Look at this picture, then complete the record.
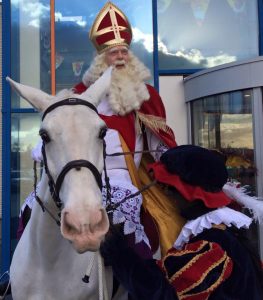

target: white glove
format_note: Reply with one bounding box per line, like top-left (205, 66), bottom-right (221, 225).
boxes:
top-left (31, 139), bottom-right (43, 162)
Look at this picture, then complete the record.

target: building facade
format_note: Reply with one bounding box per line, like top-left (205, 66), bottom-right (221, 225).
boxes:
top-left (1, 0), bottom-right (263, 273)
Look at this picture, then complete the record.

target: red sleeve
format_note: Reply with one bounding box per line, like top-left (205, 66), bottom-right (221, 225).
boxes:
top-left (139, 85), bottom-right (177, 148)
top-left (140, 85), bottom-right (167, 118)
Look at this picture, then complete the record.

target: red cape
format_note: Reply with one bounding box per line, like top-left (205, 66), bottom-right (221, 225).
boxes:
top-left (73, 82), bottom-right (177, 151)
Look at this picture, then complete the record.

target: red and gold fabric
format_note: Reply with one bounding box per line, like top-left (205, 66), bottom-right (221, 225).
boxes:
top-left (157, 240), bottom-right (233, 300)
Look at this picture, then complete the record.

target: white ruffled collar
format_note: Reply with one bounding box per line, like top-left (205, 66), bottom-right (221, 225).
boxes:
top-left (174, 207), bottom-right (252, 250)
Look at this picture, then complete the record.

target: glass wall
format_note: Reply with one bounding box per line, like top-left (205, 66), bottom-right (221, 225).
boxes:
top-left (158, 0), bottom-right (259, 70)
top-left (191, 89), bottom-right (255, 192)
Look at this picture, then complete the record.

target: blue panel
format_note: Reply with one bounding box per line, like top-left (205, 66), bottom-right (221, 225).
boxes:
top-left (1, 0), bottom-right (11, 273)
top-left (159, 69), bottom-right (203, 76)
top-left (12, 108), bottom-right (37, 114)
top-left (259, 0), bottom-right (263, 55)
top-left (152, 0), bottom-right (159, 90)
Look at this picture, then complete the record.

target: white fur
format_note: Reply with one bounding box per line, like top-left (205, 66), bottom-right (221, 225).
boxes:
top-left (223, 182), bottom-right (263, 223)
top-left (6, 68), bottom-right (127, 299)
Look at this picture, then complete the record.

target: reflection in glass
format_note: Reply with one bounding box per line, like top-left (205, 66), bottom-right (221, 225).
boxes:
top-left (55, 0), bottom-right (153, 91)
top-left (191, 89), bottom-right (255, 191)
top-left (158, 0), bottom-right (258, 70)
top-left (11, 113), bottom-right (41, 255)
top-left (11, 0), bottom-right (51, 108)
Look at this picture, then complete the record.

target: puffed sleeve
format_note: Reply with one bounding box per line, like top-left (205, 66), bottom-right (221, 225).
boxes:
top-left (157, 240), bottom-right (233, 300)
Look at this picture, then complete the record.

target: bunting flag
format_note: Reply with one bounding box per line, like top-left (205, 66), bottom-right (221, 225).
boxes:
top-left (55, 53), bottom-right (64, 70)
top-left (72, 61), bottom-right (84, 77)
top-left (227, 0), bottom-right (246, 13)
top-left (190, 0), bottom-right (210, 26)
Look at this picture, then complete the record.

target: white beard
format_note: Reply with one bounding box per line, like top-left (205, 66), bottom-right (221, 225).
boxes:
top-left (108, 66), bottom-right (149, 115)
top-left (82, 51), bottom-right (151, 115)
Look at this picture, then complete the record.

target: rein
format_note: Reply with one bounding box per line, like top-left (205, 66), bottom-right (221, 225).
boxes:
top-left (104, 149), bottom-right (161, 213)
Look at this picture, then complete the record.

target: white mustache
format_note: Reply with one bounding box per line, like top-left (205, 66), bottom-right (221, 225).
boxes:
top-left (114, 60), bottom-right (126, 66)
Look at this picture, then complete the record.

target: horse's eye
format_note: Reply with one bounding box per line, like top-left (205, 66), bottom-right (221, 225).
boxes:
top-left (98, 127), bottom-right (107, 139)
top-left (39, 129), bottom-right (51, 143)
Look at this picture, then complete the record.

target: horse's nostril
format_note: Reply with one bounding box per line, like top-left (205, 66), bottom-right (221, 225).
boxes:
top-left (90, 208), bottom-right (109, 235)
top-left (63, 212), bottom-right (81, 235)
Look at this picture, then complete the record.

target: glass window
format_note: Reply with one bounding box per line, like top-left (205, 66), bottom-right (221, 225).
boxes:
top-left (191, 89), bottom-right (255, 192)
top-left (55, 0), bottom-right (153, 91)
top-left (11, 0), bottom-right (51, 108)
top-left (158, 0), bottom-right (259, 70)
top-left (11, 113), bottom-right (41, 254)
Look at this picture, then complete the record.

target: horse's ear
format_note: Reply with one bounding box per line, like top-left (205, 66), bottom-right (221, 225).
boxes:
top-left (6, 77), bottom-right (53, 112)
top-left (80, 66), bottom-right (112, 106)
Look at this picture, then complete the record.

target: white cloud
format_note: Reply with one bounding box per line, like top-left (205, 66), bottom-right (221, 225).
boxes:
top-left (159, 45), bottom-right (236, 68)
top-left (55, 12), bottom-right (87, 27)
top-left (132, 27), bottom-right (154, 52)
top-left (28, 19), bottom-right (40, 28)
top-left (132, 27), bottom-right (236, 68)
top-left (22, 2), bottom-right (49, 18)
top-left (12, 1), bottom-right (49, 28)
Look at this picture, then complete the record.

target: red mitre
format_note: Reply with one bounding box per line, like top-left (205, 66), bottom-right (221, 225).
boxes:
top-left (89, 2), bottom-right (133, 53)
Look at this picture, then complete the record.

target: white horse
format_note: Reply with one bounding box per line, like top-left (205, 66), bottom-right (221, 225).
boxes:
top-left (6, 67), bottom-right (125, 300)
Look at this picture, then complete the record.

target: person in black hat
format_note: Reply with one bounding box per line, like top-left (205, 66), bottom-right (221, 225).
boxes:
top-left (100, 145), bottom-right (263, 300)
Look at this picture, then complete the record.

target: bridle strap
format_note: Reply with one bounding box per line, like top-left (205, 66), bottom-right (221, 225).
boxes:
top-left (41, 143), bottom-right (62, 207)
top-left (56, 159), bottom-right (103, 193)
top-left (102, 140), bottom-right (112, 206)
top-left (42, 98), bottom-right (98, 120)
top-left (33, 161), bottom-right (61, 226)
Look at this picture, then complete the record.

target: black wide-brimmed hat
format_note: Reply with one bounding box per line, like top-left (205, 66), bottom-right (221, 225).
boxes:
top-left (160, 145), bottom-right (228, 192)
top-left (149, 145), bottom-right (232, 208)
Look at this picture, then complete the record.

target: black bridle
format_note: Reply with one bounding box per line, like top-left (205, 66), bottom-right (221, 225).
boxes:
top-left (35, 98), bottom-right (104, 219)
top-left (34, 97), bottom-right (159, 225)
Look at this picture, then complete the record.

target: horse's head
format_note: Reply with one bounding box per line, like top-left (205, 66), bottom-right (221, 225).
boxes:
top-left (7, 67), bottom-right (112, 253)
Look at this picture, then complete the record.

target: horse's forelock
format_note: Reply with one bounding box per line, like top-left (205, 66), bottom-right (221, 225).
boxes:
top-left (54, 89), bottom-right (76, 102)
